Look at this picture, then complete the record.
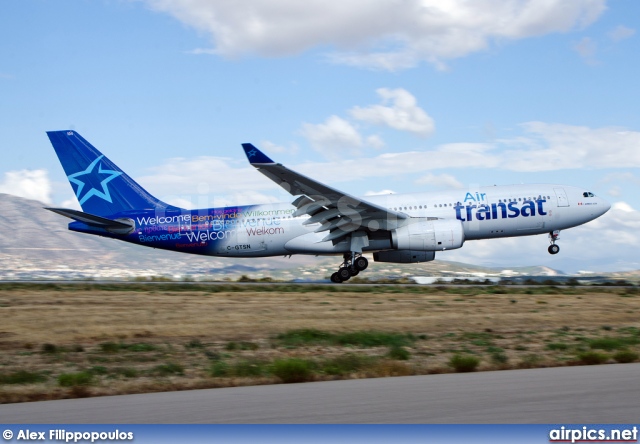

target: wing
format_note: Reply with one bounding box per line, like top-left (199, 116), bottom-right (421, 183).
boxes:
top-left (242, 143), bottom-right (407, 246)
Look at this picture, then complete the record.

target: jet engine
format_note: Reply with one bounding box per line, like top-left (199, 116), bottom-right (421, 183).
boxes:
top-left (391, 219), bottom-right (465, 251)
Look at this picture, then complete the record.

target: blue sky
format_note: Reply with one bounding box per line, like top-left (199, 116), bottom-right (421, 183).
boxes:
top-left (1, 0), bottom-right (639, 273)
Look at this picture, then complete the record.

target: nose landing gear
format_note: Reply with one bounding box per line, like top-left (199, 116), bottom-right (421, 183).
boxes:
top-left (548, 230), bottom-right (560, 255)
top-left (330, 253), bottom-right (369, 283)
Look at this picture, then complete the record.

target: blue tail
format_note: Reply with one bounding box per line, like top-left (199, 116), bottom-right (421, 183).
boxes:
top-left (47, 130), bottom-right (179, 216)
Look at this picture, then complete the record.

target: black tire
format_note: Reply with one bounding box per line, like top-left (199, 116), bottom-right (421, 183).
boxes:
top-left (354, 256), bottom-right (369, 271)
top-left (338, 267), bottom-right (351, 281)
top-left (330, 272), bottom-right (343, 283)
top-left (349, 268), bottom-right (359, 277)
top-left (548, 244), bottom-right (560, 255)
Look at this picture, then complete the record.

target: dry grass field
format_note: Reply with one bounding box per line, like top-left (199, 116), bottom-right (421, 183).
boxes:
top-left (0, 283), bottom-right (638, 403)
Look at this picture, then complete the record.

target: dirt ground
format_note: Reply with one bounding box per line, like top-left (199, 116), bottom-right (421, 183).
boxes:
top-left (0, 284), bottom-right (638, 403)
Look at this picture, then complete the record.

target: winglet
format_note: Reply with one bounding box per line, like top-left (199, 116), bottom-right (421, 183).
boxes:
top-left (242, 143), bottom-right (275, 164)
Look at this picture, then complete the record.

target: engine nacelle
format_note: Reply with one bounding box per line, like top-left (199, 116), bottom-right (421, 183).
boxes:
top-left (373, 250), bottom-right (435, 263)
top-left (391, 219), bottom-right (465, 251)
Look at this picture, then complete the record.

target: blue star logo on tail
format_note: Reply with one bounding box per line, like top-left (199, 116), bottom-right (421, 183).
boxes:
top-left (247, 149), bottom-right (258, 158)
top-left (68, 155), bottom-right (123, 205)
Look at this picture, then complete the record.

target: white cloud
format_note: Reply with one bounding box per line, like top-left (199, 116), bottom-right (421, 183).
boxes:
top-left (608, 25), bottom-right (635, 42)
top-left (350, 88), bottom-right (435, 136)
top-left (365, 189), bottom-right (396, 196)
top-left (599, 172), bottom-right (640, 185)
top-left (572, 36), bottom-right (598, 64)
top-left (499, 122), bottom-right (640, 171)
top-left (292, 144), bottom-right (498, 185)
top-left (59, 197), bottom-right (82, 210)
top-left (300, 115), bottom-right (379, 157)
top-left (0, 169), bottom-right (52, 204)
top-left (607, 186), bottom-right (622, 197)
top-left (292, 121), bottom-right (640, 183)
top-left (599, 172), bottom-right (640, 199)
top-left (260, 140), bottom-right (299, 155)
top-left (143, 0), bottom-right (606, 70)
top-left (415, 173), bottom-right (464, 189)
top-left (136, 156), bottom-right (286, 208)
top-left (300, 88), bottom-right (432, 157)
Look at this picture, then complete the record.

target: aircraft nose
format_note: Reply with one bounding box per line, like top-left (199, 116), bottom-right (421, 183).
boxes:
top-left (600, 197), bottom-right (611, 215)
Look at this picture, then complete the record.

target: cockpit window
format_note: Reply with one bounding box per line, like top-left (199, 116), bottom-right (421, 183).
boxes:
top-left (583, 192), bottom-right (595, 198)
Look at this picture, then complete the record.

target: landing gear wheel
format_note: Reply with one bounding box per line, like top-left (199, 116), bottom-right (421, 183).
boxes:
top-left (349, 268), bottom-right (359, 277)
top-left (548, 244), bottom-right (560, 255)
top-left (337, 267), bottom-right (351, 281)
top-left (354, 256), bottom-right (369, 271)
top-left (330, 272), bottom-right (343, 283)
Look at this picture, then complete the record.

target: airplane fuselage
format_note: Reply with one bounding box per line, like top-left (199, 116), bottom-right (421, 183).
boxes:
top-left (68, 184), bottom-right (609, 258)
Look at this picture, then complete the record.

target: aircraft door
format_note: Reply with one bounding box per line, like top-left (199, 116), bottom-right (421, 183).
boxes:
top-left (554, 188), bottom-right (569, 207)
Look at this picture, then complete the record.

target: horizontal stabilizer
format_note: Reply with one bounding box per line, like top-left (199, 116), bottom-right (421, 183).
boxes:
top-left (45, 208), bottom-right (135, 234)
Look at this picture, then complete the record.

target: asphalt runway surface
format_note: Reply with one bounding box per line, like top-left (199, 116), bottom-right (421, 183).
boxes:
top-left (2, 364), bottom-right (638, 423)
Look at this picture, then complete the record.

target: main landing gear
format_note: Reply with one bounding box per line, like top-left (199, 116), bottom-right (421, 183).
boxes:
top-left (330, 253), bottom-right (369, 283)
top-left (548, 230), bottom-right (560, 255)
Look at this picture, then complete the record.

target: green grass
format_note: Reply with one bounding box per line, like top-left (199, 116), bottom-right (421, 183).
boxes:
top-left (225, 341), bottom-right (259, 351)
top-left (209, 361), bottom-right (230, 377)
top-left (546, 342), bottom-right (570, 351)
top-left (58, 371), bottom-right (93, 387)
top-left (114, 367), bottom-right (139, 378)
top-left (41, 343), bottom-right (58, 354)
top-left (612, 350), bottom-right (639, 363)
top-left (99, 342), bottom-right (120, 353)
top-left (0, 370), bottom-right (47, 385)
top-left (150, 363), bottom-right (184, 376)
top-left (185, 339), bottom-right (204, 349)
top-left (209, 359), bottom-right (269, 377)
top-left (88, 366), bottom-right (108, 375)
top-left (271, 358), bottom-right (313, 383)
top-left (490, 352), bottom-right (509, 364)
top-left (275, 329), bottom-right (334, 346)
top-left (576, 351), bottom-right (609, 365)
top-left (333, 331), bottom-right (415, 347)
top-left (275, 329), bottom-right (415, 348)
top-left (387, 346), bottom-right (411, 360)
top-left (448, 354), bottom-right (480, 372)
top-left (588, 336), bottom-right (639, 351)
top-left (99, 342), bottom-right (158, 353)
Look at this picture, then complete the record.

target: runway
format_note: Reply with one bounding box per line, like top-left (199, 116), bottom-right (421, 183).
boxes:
top-left (1, 364), bottom-right (638, 423)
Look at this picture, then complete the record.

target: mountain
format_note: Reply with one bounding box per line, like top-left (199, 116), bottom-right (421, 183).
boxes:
top-left (0, 193), bottom-right (636, 282)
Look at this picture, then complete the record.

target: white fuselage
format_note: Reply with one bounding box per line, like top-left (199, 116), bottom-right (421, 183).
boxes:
top-left (180, 183), bottom-right (609, 258)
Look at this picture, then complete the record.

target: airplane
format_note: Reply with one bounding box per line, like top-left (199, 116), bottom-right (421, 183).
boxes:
top-left (46, 130), bottom-right (611, 283)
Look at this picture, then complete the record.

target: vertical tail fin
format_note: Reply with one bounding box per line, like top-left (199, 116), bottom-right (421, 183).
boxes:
top-left (47, 130), bottom-right (178, 216)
